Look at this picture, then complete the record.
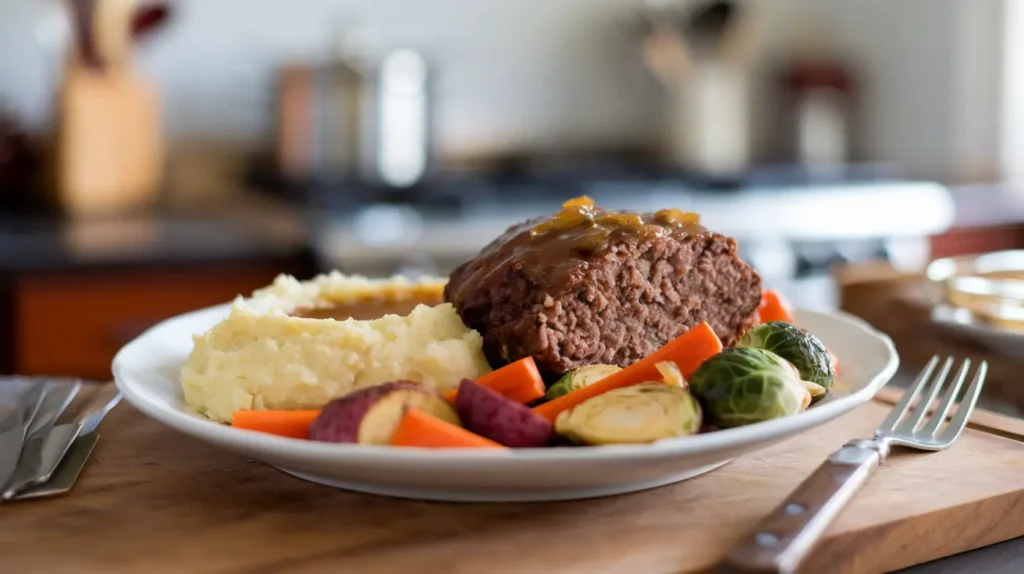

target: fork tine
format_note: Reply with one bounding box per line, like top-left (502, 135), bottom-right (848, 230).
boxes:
top-left (877, 355), bottom-right (939, 434)
top-left (938, 361), bottom-right (988, 444)
top-left (919, 359), bottom-right (970, 437)
top-left (895, 356), bottom-right (953, 435)
top-left (937, 361), bottom-right (987, 441)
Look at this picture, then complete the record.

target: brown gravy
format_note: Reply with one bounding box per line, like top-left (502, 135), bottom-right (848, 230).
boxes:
top-left (290, 296), bottom-right (442, 321)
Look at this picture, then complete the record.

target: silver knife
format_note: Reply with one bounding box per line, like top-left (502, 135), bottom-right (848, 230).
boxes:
top-left (0, 382), bottom-right (82, 499)
top-left (11, 432), bottom-right (99, 501)
top-left (2, 385), bottom-right (121, 500)
top-left (27, 381), bottom-right (83, 437)
top-left (0, 384), bottom-right (50, 491)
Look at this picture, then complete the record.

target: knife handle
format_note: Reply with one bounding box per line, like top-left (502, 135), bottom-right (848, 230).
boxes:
top-left (716, 439), bottom-right (888, 574)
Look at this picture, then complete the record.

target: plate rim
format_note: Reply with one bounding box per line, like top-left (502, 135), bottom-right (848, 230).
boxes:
top-left (112, 305), bottom-right (899, 463)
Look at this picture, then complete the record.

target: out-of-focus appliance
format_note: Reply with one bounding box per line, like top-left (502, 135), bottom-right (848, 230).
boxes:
top-left (274, 44), bottom-right (434, 189)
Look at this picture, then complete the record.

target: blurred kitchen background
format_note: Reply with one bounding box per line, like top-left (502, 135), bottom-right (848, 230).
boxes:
top-left (3, 0), bottom-right (1024, 412)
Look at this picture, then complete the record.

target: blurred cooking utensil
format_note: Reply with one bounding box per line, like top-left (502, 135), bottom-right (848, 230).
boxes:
top-left (719, 356), bottom-right (987, 573)
top-left (3, 384), bottom-right (121, 501)
top-left (274, 22), bottom-right (435, 189)
top-left (0, 385), bottom-right (50, 491)
top-left (131, 2), bottom-right (171, 42)
top-left (633, 0), bottom-right (756, 178)
top-left (69, 0), bottom-right (101, 70)
top-left (68, 0), bottom-right (171, 73)
top-left (685, 1), bottom-right (736, 58)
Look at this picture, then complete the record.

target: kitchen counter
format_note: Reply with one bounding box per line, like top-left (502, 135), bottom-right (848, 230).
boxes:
top-left (0, 199), bottom-right (310, 273)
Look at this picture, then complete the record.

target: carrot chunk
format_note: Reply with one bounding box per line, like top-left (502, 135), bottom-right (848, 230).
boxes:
top-left (443, 356), bottom-right (545, 404)
top-left (390, 408), bottom-right (505, 448)
top-left (232, 410), bottom-right (320, 439)
top-left (758, 289), bottom-right (795, 324)
top-left (532, 321), bottom-right (723, 423)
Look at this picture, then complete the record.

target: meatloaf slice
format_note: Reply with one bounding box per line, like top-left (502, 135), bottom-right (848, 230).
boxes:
top-left (444, 204), bottom-right (762, 378)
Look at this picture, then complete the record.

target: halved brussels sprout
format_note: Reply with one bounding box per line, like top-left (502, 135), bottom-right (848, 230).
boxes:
top-left (554, 383), bottom-right (702, 445)
top-left (689, 347), bottom-right (825, 428)
top-left (544, 364), bottom-right (622, 401)
top-left (738, 321), bottom-right (835, 394)
top-left (655, 361), bottom-right (687, 388)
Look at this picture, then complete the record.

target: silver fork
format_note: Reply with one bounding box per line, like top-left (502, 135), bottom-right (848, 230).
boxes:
top-left (718, 355), bottom-right (988, 574)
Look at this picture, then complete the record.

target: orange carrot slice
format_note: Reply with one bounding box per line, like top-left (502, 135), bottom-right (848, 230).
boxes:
top-left (232, 410), bottom-right (320, 439)
top-left (390, 408), bottom-right (505, 448)
top-left (758, 289), bottom-right (795, 324)
top-left (443, 356), bottom-right (545, 404)
top-left (532, 321), bottom-right (723, 423)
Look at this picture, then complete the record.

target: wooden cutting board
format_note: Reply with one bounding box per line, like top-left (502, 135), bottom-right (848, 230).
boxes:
top-left (1, 388), bottom-right (1022, 574)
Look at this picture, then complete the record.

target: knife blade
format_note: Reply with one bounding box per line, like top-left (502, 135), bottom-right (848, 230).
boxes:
top-left (0, 382), bottom-right (82, 499)
top-left (27, 381), bottom-right (82, 438)
top-left (2, 384), bottom-right (121, 500)
top-left (0, 384), bottom-right (50, 491)
top-left (11, 432), bottom-right (99, 501)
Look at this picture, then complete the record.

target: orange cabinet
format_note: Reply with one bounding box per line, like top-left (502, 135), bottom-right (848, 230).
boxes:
top-left (11, 263), bottom-right (305, 380)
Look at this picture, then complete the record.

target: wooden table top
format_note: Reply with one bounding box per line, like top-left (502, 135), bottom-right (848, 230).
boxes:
top-left (1, 388), bottom-right (1022, 574)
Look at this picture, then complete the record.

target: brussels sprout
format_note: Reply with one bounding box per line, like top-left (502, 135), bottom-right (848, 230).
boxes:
top-left (554, 383), bottom-right (702, 445)
top-left (738, 321), bottom-right (835, 393)
top-left (544, 364), bottom-right (622, 401)
top-left (655, 361), bottom-right (687, 388)
top-left (689, 347), bottom-right (825, 428)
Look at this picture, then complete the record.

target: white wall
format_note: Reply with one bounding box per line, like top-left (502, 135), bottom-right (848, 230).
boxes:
top-left (2, 0), bottom-right (670, 156)
top-left (0, 0), bottom-right (1007, 180)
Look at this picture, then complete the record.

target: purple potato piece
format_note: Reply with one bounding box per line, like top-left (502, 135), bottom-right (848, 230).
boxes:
top-left (309, 381), bottom-right (460, 445)
top-left (455, 379), bottom-right (554, 448)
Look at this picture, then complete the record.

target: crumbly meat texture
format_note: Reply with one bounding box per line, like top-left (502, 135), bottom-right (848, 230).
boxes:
top-left (444, 217), bottom-right (762, 378)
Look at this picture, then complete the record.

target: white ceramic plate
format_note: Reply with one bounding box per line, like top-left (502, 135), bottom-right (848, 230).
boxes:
top-left (113, 306), bottom-right (898, 502)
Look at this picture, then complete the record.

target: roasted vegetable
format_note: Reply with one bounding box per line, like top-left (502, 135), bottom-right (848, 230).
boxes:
top-left (544, 364), bottom-right (622, 401)
top-left (738, 321), bottom-right (835, 394)
top-left (655, 361), bottom-right (686, 388)
top-left (688, 348), bottom-right (825, 428)
top-left (391, 408), bottom-right (505, 449)
top-left (308, 382), bottom-right (460, 444)
top-left (444, 356), bottom-right (546, 404)
top-left (534, 321), bottom-right (722, 423)
top-left (554, 383), bottom-right (702, 445)
top-left (455, 379), bottom-right (554, 447)
top-left (757, 289), bottom-right (795, 324)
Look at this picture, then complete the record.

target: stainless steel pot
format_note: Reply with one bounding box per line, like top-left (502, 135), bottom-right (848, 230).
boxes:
top-left (275, 48), bottom-right (434, 188)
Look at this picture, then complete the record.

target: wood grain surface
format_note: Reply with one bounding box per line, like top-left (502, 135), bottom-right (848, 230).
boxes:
top-left (0, 398), bottom-right (1021, 574)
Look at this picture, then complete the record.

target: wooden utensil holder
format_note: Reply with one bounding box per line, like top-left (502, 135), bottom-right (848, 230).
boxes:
top-left (54, 63), bottom-right (163, 218)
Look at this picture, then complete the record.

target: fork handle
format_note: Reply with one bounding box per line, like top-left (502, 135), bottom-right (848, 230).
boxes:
top-left (716, 439), bottom-right (890, 574)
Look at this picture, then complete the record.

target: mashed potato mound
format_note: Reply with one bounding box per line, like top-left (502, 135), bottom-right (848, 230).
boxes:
top-left (180, 273), bottom-right (492, 423)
